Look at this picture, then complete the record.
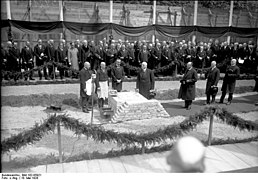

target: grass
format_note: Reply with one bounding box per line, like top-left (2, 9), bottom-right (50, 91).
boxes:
top-left (155, 86), bottom-right (255, 100)
top-left (1, 85), bottom-right (257, 172)
top-left (1, 86), bottom-right (255, 107)
top-left (1, 110), bottom-right (258, 172)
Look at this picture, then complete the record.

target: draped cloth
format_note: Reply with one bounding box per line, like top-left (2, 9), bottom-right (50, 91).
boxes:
top-left (1, 20), bottom-right (258, 38)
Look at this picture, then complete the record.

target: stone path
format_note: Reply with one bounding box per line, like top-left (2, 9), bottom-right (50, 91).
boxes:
top-left (1, 80), bottom-right (255, 96)
top-left (30, 141), bottom-right (258, 173)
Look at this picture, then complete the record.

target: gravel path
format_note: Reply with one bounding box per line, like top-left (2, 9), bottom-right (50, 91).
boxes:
top-left (1, 80), bottom-right (255, 96)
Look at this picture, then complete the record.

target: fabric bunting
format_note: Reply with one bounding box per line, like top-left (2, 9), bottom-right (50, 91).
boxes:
top-left (1, 20), bottom-right (258, 38)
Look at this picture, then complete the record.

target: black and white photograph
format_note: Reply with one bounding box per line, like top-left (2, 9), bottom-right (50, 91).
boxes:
top-left (1, 0), bottom-right (258, 176)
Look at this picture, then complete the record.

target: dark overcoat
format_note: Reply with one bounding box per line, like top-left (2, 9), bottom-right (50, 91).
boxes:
top-left (111, 65), bottom-right (125, 92)
top-left (136, 69), bottom-right (155, 99)
top-left (205, 67), bottom-right (220, 94)
top-left (79, 68), bottom-right (92, 98)
top-left (34, 44), bottom-right (46, 66)
top-left (178, 68), bottom-right (198, 100)
top-left (221, 65), bottom-right (240, 93)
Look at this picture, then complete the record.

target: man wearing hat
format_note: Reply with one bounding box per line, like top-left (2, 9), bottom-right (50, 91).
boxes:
top-left (204, 61), bottom-right (220, 105)
top-left (219, 59), bottom-right (240, 105)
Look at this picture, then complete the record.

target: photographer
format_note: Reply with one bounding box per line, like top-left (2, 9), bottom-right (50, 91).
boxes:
top-left (219, 59), bottom-right (240, 105)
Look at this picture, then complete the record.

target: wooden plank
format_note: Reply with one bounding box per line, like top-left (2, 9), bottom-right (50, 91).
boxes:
top-left (108, 157), bottom-right (127, 173)
top-left (62, 162), bottom-right (77, 173)
top-left (30, 165), bottom-right (47, 173)
top-left (46, 163), bottom-right (64, 173)
top-left (205, 147), bottom-right (235, 172)
top-left (234, 142), bottom-right (258, 157)
top-left (74, 161), bottom-right (88, 173)
top-left (203, 157), bottom-right (221, 173)
top-left (151, 152), bottom-right (170, 172)
top-left (97, 159), bottom-right (114, 173)
top-left (87, 159), bottom-right (101, 173)
top-left (209, 146), bottom-right (250, 170)
top-left (139, 153), bottom-right (166, 173)
top-left (219, 144), bottom-right (258, 166)
top-left (132, 154), bottom-right (161, 173)
top-left (119, 155), bottom-right (143, 173)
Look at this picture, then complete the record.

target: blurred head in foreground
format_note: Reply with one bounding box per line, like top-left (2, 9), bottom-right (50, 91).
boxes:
top-left (167, 136), bottom-right (206, 173)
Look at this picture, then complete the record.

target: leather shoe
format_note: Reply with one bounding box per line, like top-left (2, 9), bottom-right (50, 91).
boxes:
top-left (217, 101), bottom-right (224, 104)
top-left (203, 102), bottom-right (210, 105)
top-left (226, 101), bottom-right (231, 105)
top-left (30, 78), bottom-right (35, 80)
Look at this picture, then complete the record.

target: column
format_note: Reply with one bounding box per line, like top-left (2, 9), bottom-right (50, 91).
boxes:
top-left (6, 0), bottom-right (11, 20)
top-left (152, 0), bottom-right (156, 43)
top-left (192, 0), bottom-right (198, 43)
top-left (110, 0), bottom-right (113, 23)
top-left (59, 0), bottom-right (64, 40)
top-left (59, 0), bottom-right (64, 21)
top-left (227, 0), bottom-right (234, 44)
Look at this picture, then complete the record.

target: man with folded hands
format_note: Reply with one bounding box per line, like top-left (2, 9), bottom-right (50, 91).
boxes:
top-left (178, 62), bottom-right (198, 110)
top-left (204, 61), bottom-right (220, 105)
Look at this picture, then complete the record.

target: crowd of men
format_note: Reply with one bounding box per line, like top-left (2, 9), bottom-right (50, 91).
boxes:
top-left (1, 37), bottom-right (258, 81)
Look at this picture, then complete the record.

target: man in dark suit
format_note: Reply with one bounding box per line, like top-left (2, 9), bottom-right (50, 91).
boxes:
top-left (118, 44), bottom-right (130, 78)
top-left (178, 62), bottom-right (198, 110)
top-left (45, 39), bottom-right (56, 79)
top-left (219, 59), bottom-right (240, 105)
top-left (55, 42), bottom-right (68, 79)
top-left (21, 41), bottom-right (35, 81)
top-left (204, 61), bottom-right (220, 105)
top-left (111, 59), bottom-right (125, 92)
top-left (136, 62), bottom-right (155, 99)
top-left (7, 42), bottom-right (20, 81)
top-left (79, 61), bottom-right (93, 113)
top-left (138, 45), bottom-right (150, 64)
top-left (34, 39), bottom-right (48, 80)
top-left (106, 43), bottom-right (117, 66)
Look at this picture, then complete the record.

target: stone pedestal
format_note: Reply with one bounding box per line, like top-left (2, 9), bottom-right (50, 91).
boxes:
top-left (108, 92), bottom-right (170, 122)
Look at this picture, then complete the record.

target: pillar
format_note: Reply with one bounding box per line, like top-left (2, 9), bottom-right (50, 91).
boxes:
top-left (192, 0), bottom-right (198, 43)
top-left (227, 0), bottom-right (234, 44)
top-left (152, 0), bottom-right (156, 44)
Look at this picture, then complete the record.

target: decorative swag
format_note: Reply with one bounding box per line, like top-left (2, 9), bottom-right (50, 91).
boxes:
top-left (1, 20), bottom-right (258, 38)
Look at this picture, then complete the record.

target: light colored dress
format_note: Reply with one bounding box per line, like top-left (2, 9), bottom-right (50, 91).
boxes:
top-left (68, 47), bottom-right (79, 70)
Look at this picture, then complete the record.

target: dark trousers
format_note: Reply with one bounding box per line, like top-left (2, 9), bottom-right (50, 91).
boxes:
top-left (206, 93), bottom-right (216, 104)
top-left (185, 100), bottom-right (192, 108)
top-left (38, 66), bottom-right (48, 79)
top-left (220, 91), bottom-right (233, 103)
top-left (24, 63), bottom-right (34, 80)
top-left (81, 95), bottom-right (90, 110)
top-left (48, 64), bottom-right (56, 79)
top-left (98, 98), bottom-right (107, 108)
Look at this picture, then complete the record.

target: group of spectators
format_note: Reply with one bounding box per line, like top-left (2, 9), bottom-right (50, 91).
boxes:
top-left (1, 37), bottom-right (258, 82)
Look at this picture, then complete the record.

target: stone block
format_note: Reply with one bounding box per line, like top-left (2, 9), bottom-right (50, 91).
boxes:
top-left (109, 91), bottom-right (170, 122)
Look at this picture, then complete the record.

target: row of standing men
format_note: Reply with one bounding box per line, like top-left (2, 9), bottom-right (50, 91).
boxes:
top-left (79, 57), bottom-right (240, 112)
top-left (1, 38), bottom-right (257, 81)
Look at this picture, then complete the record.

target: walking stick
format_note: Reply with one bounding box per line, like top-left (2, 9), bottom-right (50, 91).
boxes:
top-left (90, 74), bottom-right (96, 125)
